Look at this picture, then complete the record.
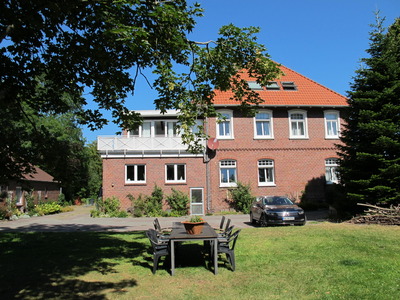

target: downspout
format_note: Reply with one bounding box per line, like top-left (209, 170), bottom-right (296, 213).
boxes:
top-left (205, 117), bottom-right (211, 214)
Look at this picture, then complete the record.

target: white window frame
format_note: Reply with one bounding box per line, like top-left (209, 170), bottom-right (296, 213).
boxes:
top-left (247, 81), bottom-right (263, 90)
top-left (288, 109), bottom-right (308, 139)
top-left (254, 110), bottom-right (274, 139)
top-left (219, 160), bottom-right (237, 187)
top-left (216, 110), bottom-right (234, 139)
top-left (125, 164), bottom-right (146, 184)
top-left (165, 164), bottom-right (186, 183)
top-left (258, 159), bottom-right (275, 186)
top-left (324, 110), bottom-right (340, 139)
top-left (325, 158), bottom-right (339, 184)
top-left (129, 120), bottom-right (180, 137)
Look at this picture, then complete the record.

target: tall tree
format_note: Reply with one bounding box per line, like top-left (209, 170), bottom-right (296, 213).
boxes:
top-left (0, 0), bottom-right (281, 181)
top-left (338, 15), bottom-right (400, 212)
top-left (84, 141), bottom-right (102, 199)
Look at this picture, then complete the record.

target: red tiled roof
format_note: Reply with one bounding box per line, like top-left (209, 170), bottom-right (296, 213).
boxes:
top-left (213, 64), bottom-right (348, 107)
top-left (22, 166), bottom-right (56, 182)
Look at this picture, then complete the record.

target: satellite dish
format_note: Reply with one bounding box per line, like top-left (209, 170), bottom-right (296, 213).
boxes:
top-left (207, 138), bottom-right (219, 150)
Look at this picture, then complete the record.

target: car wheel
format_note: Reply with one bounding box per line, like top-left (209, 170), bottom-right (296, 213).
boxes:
top-left (250, 212), bottom-right (256, 225)
top-left (259, 214), bottom-right (268, 227)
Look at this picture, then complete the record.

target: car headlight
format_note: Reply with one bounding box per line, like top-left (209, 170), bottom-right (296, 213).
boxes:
top-left (265, 210), bottom-right (274, 215)
top-left (298, 210), bottom-right (304, 215)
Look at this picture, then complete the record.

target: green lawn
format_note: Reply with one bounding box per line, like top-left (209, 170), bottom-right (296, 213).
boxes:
top-left (1, 223), bottom-right (399, 299)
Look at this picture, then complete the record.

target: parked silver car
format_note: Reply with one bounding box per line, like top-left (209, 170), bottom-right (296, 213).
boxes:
top-left (250, 196), bottom-right (306, 226)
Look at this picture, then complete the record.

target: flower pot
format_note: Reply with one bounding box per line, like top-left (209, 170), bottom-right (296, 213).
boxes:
top-left (181, 221), bottom-right (205, 235)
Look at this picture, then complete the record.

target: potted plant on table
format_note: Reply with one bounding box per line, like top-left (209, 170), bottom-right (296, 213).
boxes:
top-left (181, 215), bottom-right (205, 235)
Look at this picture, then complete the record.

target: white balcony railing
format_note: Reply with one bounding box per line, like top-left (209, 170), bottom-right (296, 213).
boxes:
top-left (97, 136), bottom-right (205, 156)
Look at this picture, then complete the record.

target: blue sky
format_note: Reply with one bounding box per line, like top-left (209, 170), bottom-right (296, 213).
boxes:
top-left (83, 0), bottom-right (400, 143)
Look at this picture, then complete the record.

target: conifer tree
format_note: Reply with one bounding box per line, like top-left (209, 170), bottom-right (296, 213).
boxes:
top-left (338, 15), bottom-right (400, 212)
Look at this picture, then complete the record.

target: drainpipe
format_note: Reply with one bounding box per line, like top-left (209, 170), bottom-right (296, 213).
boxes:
top-left (205, 117), bottom-right (211, 214)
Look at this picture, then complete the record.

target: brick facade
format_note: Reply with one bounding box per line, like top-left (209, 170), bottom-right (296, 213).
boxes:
top-left (100, 107), bottom-right (346, 213)
top-left (99, 65), bottom-right (348, 214)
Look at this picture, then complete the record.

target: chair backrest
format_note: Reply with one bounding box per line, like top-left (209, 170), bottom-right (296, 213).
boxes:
top-left (146, 228), bottom-right (159, 246)
top-left (224, 218), bottom-right (231, 231)
top-left (153, 218), bottom-right (162, 232)
top-left (219, 216), bottom-right (226, 230)
top-left (224, 225), bottom-right (235, 237)
top-left (228, 229), bottom-right (241, 250)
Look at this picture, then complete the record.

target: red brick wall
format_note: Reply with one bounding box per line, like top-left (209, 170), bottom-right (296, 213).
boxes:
top-left (102, 157), bottom-right (206, 210)
top-left (206, 108), bottom-right (345, 211)
top-left (101, 107), bottom-right (346, 213)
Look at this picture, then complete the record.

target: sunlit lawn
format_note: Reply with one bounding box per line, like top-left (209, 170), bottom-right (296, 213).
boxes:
top-left (1, 223), bottom-right (399, 299)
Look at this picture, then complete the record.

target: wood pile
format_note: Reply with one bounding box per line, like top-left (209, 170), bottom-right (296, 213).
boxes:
top-left (349, 203), bottom-right (400, 225)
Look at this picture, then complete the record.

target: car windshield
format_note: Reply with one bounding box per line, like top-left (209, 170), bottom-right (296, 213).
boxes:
top-left (263, 196), bottom-right (293, 206)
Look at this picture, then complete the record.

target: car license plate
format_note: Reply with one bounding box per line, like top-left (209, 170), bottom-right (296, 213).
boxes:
top-left (283, 217), bottom-right (295, 221)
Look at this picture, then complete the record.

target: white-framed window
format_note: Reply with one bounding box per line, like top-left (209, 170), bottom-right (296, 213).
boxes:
top-left (219, 160), bottom-right (237, 187)
top-left (247, 81), bottom-right (263, 90)
top-left (166, 164), bottom-right (186, 183)
top-left (266, 81), bottom-right (280, 90)
top-left (129, 120), bottom-right (179, 137)
top-left (126, 164), bottom-right (146, 183)
top-left (254, 110), bottom-right (273, 139)
top-left (217, 110), bottom-right (234, 139)
top-left (325, 158), bottom-right (339, 184)
top-left (258, 159), bottom-right (275, 186)
top-left (288, 110), bottom-right (308, 139)
top-left (324, 110), bottom-right (340, 139)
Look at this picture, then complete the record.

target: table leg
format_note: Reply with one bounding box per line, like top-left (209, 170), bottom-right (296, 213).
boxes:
top-left (171, 240), bottom-right (175, 276)
top-left (213, 239), bottom-right (218, 275)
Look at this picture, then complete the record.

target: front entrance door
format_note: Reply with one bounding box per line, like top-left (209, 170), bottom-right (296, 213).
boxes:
top-left (190, 188), bottom-right (204, 215)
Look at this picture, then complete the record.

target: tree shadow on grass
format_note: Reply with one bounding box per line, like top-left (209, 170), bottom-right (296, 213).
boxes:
top-left (0, 232), bottom-right (148, 299)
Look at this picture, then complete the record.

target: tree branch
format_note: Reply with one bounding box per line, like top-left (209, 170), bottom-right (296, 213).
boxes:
top-left (0, 24), bottom-right (14, 43)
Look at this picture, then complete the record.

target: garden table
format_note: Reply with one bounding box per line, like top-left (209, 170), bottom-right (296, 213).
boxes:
top-left (169, 222), bottom-right (218, 276)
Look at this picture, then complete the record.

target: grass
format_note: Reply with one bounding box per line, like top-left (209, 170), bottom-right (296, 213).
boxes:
top-left (1, 223), bottom-right (399, 299)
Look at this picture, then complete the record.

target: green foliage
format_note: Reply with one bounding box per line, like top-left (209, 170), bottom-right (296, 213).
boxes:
top-left (1, 0), bottom-right (281, 181)
top-left (25, 190), bottom-right (36, 213)
top-left (57, 193), bottom-right (68, 206)
top-left (166, 189), bottom-right (189, 216)
top-left (188, 215), bottom-right (204, 222)
top-left (84, 141), bottom-right (102, 198)
top-left (127, 185), bottom-right (165, 217)
top-left (229, 182), bottom-right (255, 213)
top-left (91, 197), bottom-right (127, 218)
top-left (1, 225), bottom-right (400, 299)
top-left (338, 15), bottom-right (400, 213)
top-left (34, 202), bottom-right (62, 216)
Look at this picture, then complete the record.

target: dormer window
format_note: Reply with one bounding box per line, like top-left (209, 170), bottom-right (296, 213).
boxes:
top-left (281, 81), bottom-right (297, 90)
top-left (247, 81), bottom-right (263, 90)
top-left (266, 81), bottom-right (280, 90)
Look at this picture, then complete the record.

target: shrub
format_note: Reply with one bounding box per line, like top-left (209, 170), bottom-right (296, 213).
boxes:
top-left (127, 185), bottom-right (164, 217)
top-left (25, 190), bottom-right (36, 213)
top-left (58, 193), bottom-right (69, 206)
top-left (166, 189), bottom-right (189, 216)
top-left (229, 182), bottom-right (255, 213)
top-left (0, 206), bottom-right (8, 220)
top-left (91, 197), bottom-right (127, 218)
top-left (34, 202), bottom-right (62, 216)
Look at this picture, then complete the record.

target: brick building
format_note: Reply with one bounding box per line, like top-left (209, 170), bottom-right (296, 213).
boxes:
top-left (0, 166), bottom-right (61, 211)
top-left (98, 64), bottom-right (348, 214)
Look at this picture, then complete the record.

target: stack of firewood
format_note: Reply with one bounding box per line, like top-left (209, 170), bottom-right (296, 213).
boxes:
top-left (349, 203), bottom-right (400, 225)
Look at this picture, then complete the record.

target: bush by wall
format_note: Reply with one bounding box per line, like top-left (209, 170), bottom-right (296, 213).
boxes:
top-left (229, 182), bottom-right (255, 213)
top-left (166, 188), bottom-right (189, 216)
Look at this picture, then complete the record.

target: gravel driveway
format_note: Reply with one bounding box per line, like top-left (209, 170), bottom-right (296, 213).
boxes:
top-left (0, 205), bottom-right (329, 232)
